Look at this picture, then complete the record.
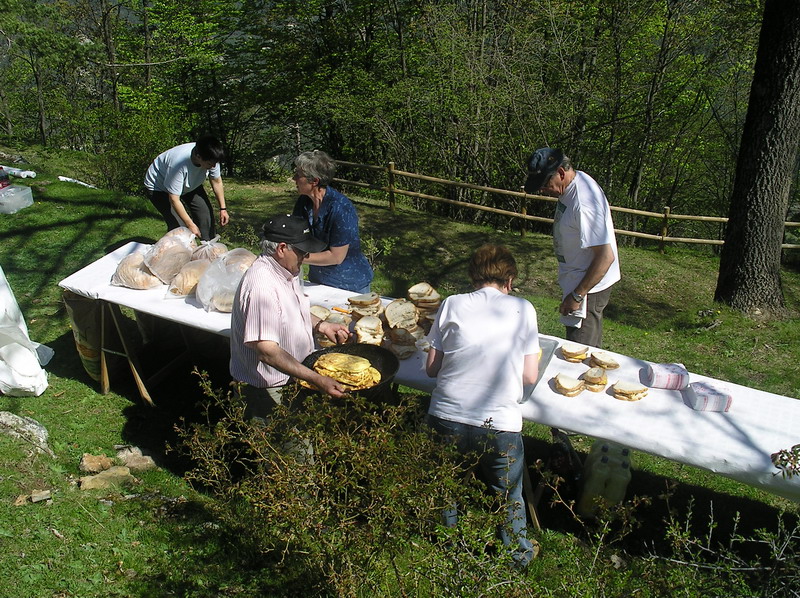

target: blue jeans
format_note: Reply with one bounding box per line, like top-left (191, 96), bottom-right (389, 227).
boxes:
top-left (427, 415), bottom-right (535, 567)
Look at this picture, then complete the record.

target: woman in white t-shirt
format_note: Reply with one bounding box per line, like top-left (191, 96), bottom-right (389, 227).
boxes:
top-left (426, 243), bottom-right (540, 568)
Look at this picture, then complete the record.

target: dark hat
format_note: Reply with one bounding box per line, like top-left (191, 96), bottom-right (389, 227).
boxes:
top-left (523, 148), bottom-right (564, 193)
top-left (261, 214), bottom-right (327, 253)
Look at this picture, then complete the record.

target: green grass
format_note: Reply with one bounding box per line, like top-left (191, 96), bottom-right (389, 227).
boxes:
top-left (0, 143), bottom-right (799, 596)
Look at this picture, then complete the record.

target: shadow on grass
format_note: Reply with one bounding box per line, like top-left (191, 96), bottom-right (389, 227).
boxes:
top-left (525, 433), bottom-right (798, 563)
top-left (110, 416), bottom-right (799, 596)
top-left (119, 492), bottom-right (328, 596)
top-left (50, 312), bottom-right (234, 477)
top-left (358, 204), bottom-right (557, 299)
top-left (114, 328), bottom-right (235, 475)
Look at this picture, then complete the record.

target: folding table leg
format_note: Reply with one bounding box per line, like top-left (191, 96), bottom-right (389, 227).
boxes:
top-left (99, 303), bottom-right (111, 395)
top-left (522, 460), bottom-right (542, 531)
top-left (102, 301), bottom-right (155, 407)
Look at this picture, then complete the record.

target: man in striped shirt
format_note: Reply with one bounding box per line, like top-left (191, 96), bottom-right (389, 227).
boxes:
top-left (230, 214), bottom-right (352, 419)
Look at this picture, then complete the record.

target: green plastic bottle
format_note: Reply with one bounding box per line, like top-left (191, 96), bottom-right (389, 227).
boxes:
top-left (603, 460), bottom-right (632, 507)
top-left (576, 455), bottom-right (610, 517)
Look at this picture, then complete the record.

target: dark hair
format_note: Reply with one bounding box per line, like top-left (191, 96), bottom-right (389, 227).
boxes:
top-left (194, 135), bottom-right (225, 163)
top-left (468, 244), bottom-right (518, 287)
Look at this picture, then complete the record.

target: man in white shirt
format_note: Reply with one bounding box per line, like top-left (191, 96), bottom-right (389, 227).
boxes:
top-left (524, 148), bottom-right (620, 348)
top-left (144, 135), bottom-right (229, 240)
top-left (230, 214), bottom-right (351, 419)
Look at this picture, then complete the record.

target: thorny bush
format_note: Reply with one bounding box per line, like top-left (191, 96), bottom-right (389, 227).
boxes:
top-left (174, 373), bottom-right (532, 596)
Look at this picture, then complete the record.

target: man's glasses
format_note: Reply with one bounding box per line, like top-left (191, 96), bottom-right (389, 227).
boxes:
top-left (291, 245), bottom-right (310, 259)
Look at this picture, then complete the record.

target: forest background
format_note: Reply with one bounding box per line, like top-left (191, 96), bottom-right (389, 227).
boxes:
top-left (2, 1), bottom-right (800, 595)
top-left (3, 0), bottom-right (797, 240)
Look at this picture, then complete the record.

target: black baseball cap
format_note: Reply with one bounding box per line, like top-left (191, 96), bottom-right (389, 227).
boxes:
top-left (523, 148), bottom-right (564, 193)
top-left (261, 214), bottom-right (327, 253)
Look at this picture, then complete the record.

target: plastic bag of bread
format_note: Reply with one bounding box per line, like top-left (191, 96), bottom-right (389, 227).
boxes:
top-left (143, 228), bottom-right (196, 284)
top-left (192, 235), bottom-right (228, 262)
top-left (167, 259), bottom-right (211, 297)
top-left (111, 249), bottom-right (163, 290)
top-left (196, 248), bottom-right (257, 312)
top-left (162, 227), bottom-right (196, 244)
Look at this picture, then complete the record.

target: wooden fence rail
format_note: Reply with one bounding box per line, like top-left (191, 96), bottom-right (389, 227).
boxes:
top-left (333, 160), bottom-right (800, 250)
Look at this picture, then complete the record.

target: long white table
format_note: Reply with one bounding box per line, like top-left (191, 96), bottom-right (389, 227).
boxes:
top-left (59, 242), bottom-right (800, 503)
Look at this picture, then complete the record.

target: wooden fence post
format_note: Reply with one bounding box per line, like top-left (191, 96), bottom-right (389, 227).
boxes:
top-left (388, 161), bottom-right (396, 212)
top-left (660, 206), bottom-right (671, 253)
top-left (520, 190), bottom-right (528, 237)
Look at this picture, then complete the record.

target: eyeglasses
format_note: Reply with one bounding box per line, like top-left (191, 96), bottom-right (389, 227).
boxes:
top-left (290, 245), bottom-right (310, 259)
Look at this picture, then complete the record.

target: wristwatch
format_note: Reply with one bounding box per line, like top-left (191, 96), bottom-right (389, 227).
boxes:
top-left (570, 290), bottom-right (584, 303)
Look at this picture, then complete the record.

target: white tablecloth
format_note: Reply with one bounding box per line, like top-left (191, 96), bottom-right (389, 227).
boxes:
top-left (59, 242), bottom-right (800, 502)
top-left (521, 347), bottom-right (800, 503)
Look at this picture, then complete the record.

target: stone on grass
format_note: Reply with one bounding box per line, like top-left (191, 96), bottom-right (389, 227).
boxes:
top-left (79, 466), bottom-right (135, 490)
top-left (30, 489), bottom-right (52, 503)
top-left (79, 453), bottom-right (113, 473)
top-left (116, 446), bottom-right (157, 472)
top-left (0, 411), bottom-right (55, 457)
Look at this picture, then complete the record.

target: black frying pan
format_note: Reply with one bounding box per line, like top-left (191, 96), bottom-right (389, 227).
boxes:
top-left (299, 342), bottom-right (400, 403)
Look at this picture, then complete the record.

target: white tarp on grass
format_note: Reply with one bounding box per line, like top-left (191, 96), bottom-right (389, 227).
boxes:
top-left (0, 265), bottom-right (53, 396)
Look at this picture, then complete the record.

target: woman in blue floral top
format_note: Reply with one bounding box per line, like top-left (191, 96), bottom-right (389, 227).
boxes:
top-left (291, 150), bottom-right (374, 293)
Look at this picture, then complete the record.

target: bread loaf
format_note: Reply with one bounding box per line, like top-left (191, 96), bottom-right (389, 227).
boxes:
top-left (111, 251), bottom-right (162, 290)
top-left (385, 299), bottom-right (419, 330)
top-left (192, 237), bottom-right (228, 261)
top-left (167, 259), bottom-right (211, 297)
top-left (196, 248), bottom-right (257, 312)
top-left (144, 231), bottom-right (195, 284)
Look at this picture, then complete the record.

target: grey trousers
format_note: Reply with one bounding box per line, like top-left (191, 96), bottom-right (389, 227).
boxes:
top-left (565, 286), bottom-right (613, 349)
top-left (236, 384), bottom-right (284, 420)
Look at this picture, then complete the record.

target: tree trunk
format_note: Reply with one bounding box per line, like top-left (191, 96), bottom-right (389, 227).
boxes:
top-left (143, 0), bottom-right (152, 88)
top-left (100, 0), bottom-right (120, 112)
top-left (30, 52), bottom-right (47, 146)
top-left (715, 0), bottom-right (800, 313)
top-left (0, 86), bottom-right (12, 137)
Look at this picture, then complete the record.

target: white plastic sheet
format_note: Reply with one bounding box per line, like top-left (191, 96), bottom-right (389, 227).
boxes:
top-left (0, 265), bottom-right (53, 396)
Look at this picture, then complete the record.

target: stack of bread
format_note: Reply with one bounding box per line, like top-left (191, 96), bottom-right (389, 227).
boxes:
top-left (553, 373), bottom-right (585, 397)
top-left (167, 259), bottom-right (212, 297)
top-left (111, 249), bottom-right (163, 290)
top-left (560, 343), bottom-right (589, 363)
top-left (196, 248), bottom-right (257, 312)
top-left (354, 315), bottom-right (384, 345)
top-left (310, 305), bottom-right (336, 347)
top-left (611, 381), bottom-right (648, 402)
top-left (112, 228), bottom-right (199, 290)
top-left (110, 228), bottom-right (247, 300)
top-left (191, 236), bottom-right (228, 261)
top-left (143, 228), bottom-right (196, 284)
top-left (581, 367), bottom-right (608, 392)
top-left (384, 298), bottom-right (424, 359)
top-left (299, 352), bottom-right (381, 391)
top-left (407, 282), bottom-right (441, 333)
top-left (348, 292), bottom-right (384, 319)
top-left (589, 351), bottom-right (619, 370)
